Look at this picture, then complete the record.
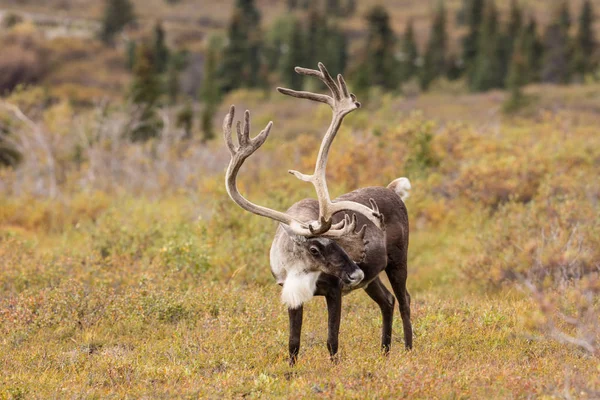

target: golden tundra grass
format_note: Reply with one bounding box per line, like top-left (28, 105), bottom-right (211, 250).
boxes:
top-left (1, 87), bottom-right (600, 398)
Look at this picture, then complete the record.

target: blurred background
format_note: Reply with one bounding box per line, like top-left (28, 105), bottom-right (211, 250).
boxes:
top-left (1, 1), bottom-right (599, 398)
top-left (0, 0), bottom-right (599, 174)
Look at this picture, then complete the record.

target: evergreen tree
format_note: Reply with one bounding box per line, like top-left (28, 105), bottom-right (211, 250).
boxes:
top-left (125, 40), bottom-right (137, 70)
top-left (167, 61), bottom-right (180, 104)
top-left (100, 0), bottom-right (135, 44)
top-left (200, 36), bottom-right (222, 142)
top-left (220, 0), bottom-right (263, 92)
top-left (326, 0), bottom-right (340, 15)
top-left (507, 0), bottom-right (522, 39)
top-left (200, 104), bottom-right (215, 142)
top-left (573, 0), bottom-right (596, 78)
top-left (153, 21), bottom-right (170, 74)
top-left (470, 1), bottom-right (503, 91)
top-left (541, 4), bottom-right (572, 84)
top-left (461, 0), bottom-right (485, 76)
top-left (302, 7), bottom-right (348, 76)
top-left (305, 7), bottom-right (327, 68)
top-left (357, 5), bottom-right (398, 90)
top-left (129, 43), bottom-right (163, 141)
top-left (420, 1), bottom-right (447, 90)
top-left (279, 18), bottom-right (305, 88)
top-left (523, 17), bottom-right (543, 83)
top-left (345, 0), bottom-right (357, 17)
top-left (504, 27), bottom-right (529, 111)
top-left (498, 0), bottom-right (522, 86)
top-left (166, 49), bottom-right (189, 104)
top-left (399, 19), bottom-right (419, 83)
top-left (176, 99), bottom-right (194, 140)
top-left (323, 24), bottom-right (348, 76)
top-left (559, 1), bottom-right (571, 31)
top-left (264, 17), bottom-right (288, 71)
top-left (446, 54), bottom-right (463, 80)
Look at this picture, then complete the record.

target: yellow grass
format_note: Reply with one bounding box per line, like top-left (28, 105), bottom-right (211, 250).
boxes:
top-left (1, 83), bottom-right (600, 397)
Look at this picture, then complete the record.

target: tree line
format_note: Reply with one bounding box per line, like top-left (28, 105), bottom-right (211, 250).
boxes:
top-left (4, 0), bottom-right (594, 149)
top-left (211, 0), bottom-right (597, 95)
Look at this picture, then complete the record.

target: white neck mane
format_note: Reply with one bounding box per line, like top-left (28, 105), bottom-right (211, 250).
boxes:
top-left (281, 270), bottom-right (321, 309)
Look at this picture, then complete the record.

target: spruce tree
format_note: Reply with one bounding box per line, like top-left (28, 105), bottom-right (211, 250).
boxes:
top-left (504, 27), bottom-right (529, 112)
top-left (176, 100), bottom-right (194, 140)
top-left (200, 36), bottom-right (222, 142)
top-left (470, 1), bottom-right (503, 91)
top-left (100, 0), bottom-right (135, 44)
top-left (323, 24), bottom-right (348, 76)
top-left (279, 17), bottom-right (305, 88)
top-left (461, 0), bottom-right (485, 76)
top-left (345, 0), bottom-right (357, 17)
top-left (303, 7), bottom-right (348, 76)
top-left (166, 49), bottom-right (188, 104)
top-left (573, 0), bottom-right (595, 78)
top-left (326, 0), bottom-right (340, 15)
top-left (358, 5), bottom-right (398, 89)
top-left (305, 7), bottom-right (326, 68)
top-left (541, 4), bottom-right (572, 84)
top-left (559, 1), bottom-right (571, 31)
top-left (507, 0), bottom-right (522, 38)
top-left (420, 1), bottom-right (447, 90)
top-left (200, 105), bottom-right (214, 143)
top-left (220, 0), bottom-right (263, 92)
top-left (129, 43), bottom-right (162, 141)
top-left (125, 40), bottom-right (137, 70)
top-left (500, 0), bottom-right (522, 80)
top-left (523, 17), bottom-right (543, 83)
top-left (153, 21), bottom-right (170, 74)
top-left (264, 17), bottom-right (288, 71)
top-left (167, 61), bottom-right (180, 104)
top-left (399, 19), bottom-right (419, 83)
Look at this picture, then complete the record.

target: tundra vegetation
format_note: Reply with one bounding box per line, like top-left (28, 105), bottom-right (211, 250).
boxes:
top-left (1, 0), bottom-right (600, 398)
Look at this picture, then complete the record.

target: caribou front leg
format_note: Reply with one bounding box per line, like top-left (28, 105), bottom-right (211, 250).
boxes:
top-left (288, 306), bottom-right (303, 366)
top-left (325, 286), bottom-right (342, 362)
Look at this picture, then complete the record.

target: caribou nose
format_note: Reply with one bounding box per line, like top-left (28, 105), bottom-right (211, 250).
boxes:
top-left (348, 269), bottom-right (365, 286)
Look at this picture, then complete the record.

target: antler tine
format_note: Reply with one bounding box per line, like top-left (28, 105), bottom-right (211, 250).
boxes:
top-left (223, 106), bottom-right (315, 237)
top-left (235, 110), bottom-right (251, 147)
top-left (317, 62), bottom-right (341, 101)
top-left (223, 105), bottom-right (237, 155)
top-left (276, 87), bottom-right (332, 106)
top-left (276, 63), bottom-right (385, 234)
top-left (337, 74), bottom-right (360, 108)
top-left (320, 214), bottom-right (354, 238)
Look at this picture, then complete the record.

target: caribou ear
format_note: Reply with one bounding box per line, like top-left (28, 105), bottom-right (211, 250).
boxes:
top-left (281, 224), bottom-right (308, 245)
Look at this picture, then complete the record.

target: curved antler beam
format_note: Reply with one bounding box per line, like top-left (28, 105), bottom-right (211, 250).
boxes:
top-left (278, 63), bottom-right (384, 232)
top-left (223, 105), bottom-right (316, 236)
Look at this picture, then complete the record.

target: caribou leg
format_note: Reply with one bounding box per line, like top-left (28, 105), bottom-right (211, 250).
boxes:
top-left (288, 306), bottom-right (303, 366)
top-left (365, 276), bottom-right (395, 353)
top-left (385, 259), bottom-right (413, 350)
top-left (325, 286), bottom-right (342, 361)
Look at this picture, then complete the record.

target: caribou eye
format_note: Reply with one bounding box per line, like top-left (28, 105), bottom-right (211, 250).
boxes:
top-left (309, 246), bottom-right (320, 256)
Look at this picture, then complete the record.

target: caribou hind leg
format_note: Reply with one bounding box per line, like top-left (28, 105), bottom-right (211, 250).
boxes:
top-left (364, 276), bottom-right (395, 353)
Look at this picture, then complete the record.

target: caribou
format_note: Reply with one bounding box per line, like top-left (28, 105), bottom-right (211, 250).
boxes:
top-left (223, 63), bottom-right (412, 365)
